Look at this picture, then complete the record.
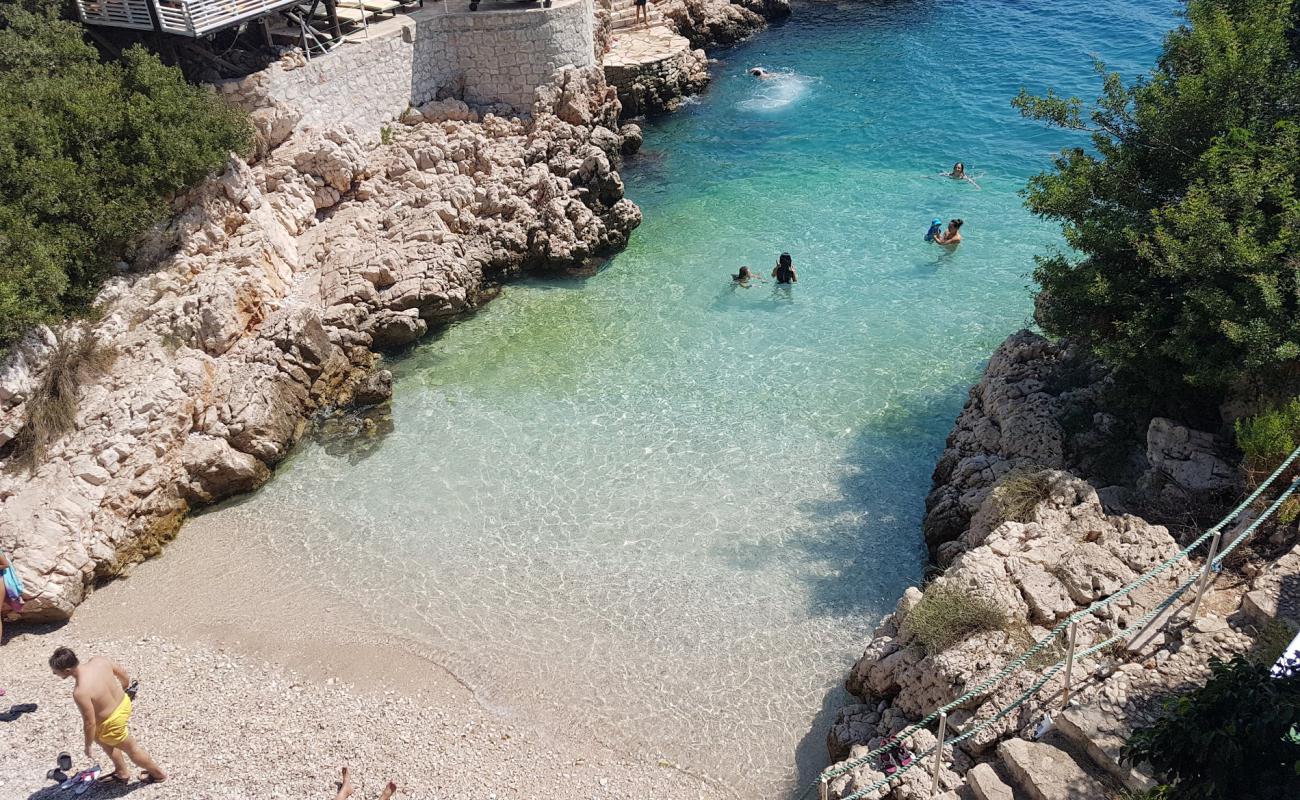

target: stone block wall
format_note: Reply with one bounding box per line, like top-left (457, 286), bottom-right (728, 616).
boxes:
top-left (216, 0), bottom-right (595, 138)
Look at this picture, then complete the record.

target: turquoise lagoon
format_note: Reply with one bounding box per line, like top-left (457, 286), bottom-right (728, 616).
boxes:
top-left (204, 1), bottom-right (1179, 793)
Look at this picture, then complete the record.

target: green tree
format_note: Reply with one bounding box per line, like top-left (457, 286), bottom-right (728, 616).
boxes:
top-left (0, 1), bottom-right (251, 351)
top-left (1123, 654), bottom-right (1300, 800)
top-left (1015, 0), bottom-right (1300, 398)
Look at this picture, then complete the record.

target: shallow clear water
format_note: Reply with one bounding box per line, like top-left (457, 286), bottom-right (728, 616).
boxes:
top-left (200, 2), bottom-right (1178, 793)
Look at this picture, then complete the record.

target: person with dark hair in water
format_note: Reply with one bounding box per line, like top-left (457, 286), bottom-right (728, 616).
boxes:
top-left (50, 647), bottom-right (167, 786)
top-left (771, 253), bottom-right (797, 284)
top-left (933, 219), bottom-right (964, 248)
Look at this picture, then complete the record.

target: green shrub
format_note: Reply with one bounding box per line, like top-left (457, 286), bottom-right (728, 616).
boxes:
top-left (0, 2), bottom-right (251, 354)
top-left (905, 583), bottom-right (1009, 655)
top-left (1235, 399), bottom-right (1300, 478)
top-left (1123, 654), bottom-right (1300, 800)
top-left (1015, 0), bottom-right (1300, 397)
top-left (1278, 496), bottom-right (1300, 526)
top-left (991, 468), bottom-right (1054, 525)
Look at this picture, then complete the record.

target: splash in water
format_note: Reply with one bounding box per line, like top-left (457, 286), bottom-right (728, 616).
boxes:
top-left (738, 68), bottom-right (815, 112)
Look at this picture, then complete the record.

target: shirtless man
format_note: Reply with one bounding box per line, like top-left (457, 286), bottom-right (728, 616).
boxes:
top-left (50, 647), bottom-right (167, 785)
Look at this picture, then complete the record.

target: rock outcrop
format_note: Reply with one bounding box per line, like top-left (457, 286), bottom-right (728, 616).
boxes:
top-left (658, 0), bottom-right (791, 50)
top-left (823, 328), bottom-right (1275, 800)
top-left (0, 65), bottom-right (640, 621)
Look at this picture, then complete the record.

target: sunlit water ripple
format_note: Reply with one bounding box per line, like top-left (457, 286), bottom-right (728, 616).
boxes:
top-left (192, 1), bottom-right (1179, 794)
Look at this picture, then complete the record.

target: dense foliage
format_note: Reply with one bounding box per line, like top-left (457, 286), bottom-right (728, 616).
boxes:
top-left (1015, 0), bottom-right (1300, 397)
top-left (1123, 654), bottom-right (1300, 800)
top-left (0, 1), bottom-right (250, 352)
top-left (1234, 399), bottom-right (1300, 478)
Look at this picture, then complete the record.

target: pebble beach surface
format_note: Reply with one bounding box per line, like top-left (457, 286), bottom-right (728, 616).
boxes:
top-left (0, 522), bottom-right (726, 800)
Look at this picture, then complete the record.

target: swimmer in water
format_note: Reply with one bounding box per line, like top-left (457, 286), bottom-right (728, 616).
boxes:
top-left (932, 218), bottom-right (964, 248)
top-left (771, 252), bottom-right (797, 284)
top-left (942, 161), bottom-right (982, 189)
top-left (749, 67), bottom-right (773, 79)
top-left (732, 266), bottom-right (763, 287)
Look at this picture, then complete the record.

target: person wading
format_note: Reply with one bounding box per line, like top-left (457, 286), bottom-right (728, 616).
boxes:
top-left (50, 647), bottom-right (167, 786)
top-left (772, 252), bottom-right (798, 284)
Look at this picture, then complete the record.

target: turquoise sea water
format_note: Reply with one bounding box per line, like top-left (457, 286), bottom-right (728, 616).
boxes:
top-left (199, 2), bottom-right (1179, 793)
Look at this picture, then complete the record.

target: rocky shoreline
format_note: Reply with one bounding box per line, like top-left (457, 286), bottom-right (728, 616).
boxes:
top-left (821, 331), bottom-right (1298, 799)
top-left (0, 65), bottom-right (642, 621)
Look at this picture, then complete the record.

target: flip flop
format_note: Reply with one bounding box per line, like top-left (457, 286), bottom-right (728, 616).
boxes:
top-left (96, 773), bottom-right (130, 786)
top-left (60, 769), bottom-right (89, 790)
top-left (73, 767), bottom-right (102, 795)
top-left (138, 772), bottom-right (163, 785)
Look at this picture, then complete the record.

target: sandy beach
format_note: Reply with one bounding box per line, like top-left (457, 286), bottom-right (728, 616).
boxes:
top-left (0, 514), bottom-right (729, 800)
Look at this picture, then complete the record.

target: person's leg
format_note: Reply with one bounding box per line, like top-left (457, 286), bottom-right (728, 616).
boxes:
top-left (118, 735), bottom-right (167, 782)
top-left (98, 742), bottom-right (130, 781)
top-left (335, 766), bottom-right (354, 800)
top-left (378, 780), bottom-right (398, 800)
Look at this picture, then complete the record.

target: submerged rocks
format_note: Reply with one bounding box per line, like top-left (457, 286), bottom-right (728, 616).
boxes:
top-left (0, 65), bottom-right (641, 621)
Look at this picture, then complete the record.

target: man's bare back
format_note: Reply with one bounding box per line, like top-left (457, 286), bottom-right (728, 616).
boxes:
top-left (50, 647), bottom-right (166, 784)
top-left (74, 656), bottom-right (129, 722)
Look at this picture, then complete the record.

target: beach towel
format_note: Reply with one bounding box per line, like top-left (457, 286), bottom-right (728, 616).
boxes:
top-left (2, 550), bottom-right (23, 611)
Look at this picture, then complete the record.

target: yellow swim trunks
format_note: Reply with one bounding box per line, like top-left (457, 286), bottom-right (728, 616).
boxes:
top-left (96, 694), bottom-right (132, 747)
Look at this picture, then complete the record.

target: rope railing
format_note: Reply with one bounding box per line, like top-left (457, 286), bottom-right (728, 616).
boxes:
top-left (809, 445), bottom-right (1300, 800)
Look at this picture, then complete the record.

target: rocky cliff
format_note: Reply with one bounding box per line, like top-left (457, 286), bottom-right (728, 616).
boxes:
top-left (823, 330), bottom-right (1293, 799)
top-left (659, 0), bottom-right (791, 50)
top-left (0, 66), bottom-right (641, 621)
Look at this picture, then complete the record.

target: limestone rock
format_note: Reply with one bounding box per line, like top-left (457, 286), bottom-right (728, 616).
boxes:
top-left (1056, 705), bottom-right (1154, 792)
top-left (658, 0), bottom-right (787, 49)
top-left (922, 331), bottom-right (1139, 556)
top-left (351, 368), bottom-right (394, 407)
top-left (2, 65), bottom-right (641, 620)
top-left (1137, 417), bottom-right (1239, 508)
top-left (180, 435), bottom-right (270, 504)
top-left (967, 763), bottom-right (1015, 800)
top-left (419, 98), bottom-right (479, 124)
top-left (997, 739), bottom-right (1105, 800)
top-left (366, 309), bottom-right (428, 350)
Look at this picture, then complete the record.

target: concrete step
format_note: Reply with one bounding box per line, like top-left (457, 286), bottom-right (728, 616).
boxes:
top-left (968, 762), bottom-right (1024, 800)
top-left (1055, 705), bottom-right (1156, 793)
top-left (997, 735), bottom-right (1111, 800)
top-left (610, 14), bottom-right (663, 31)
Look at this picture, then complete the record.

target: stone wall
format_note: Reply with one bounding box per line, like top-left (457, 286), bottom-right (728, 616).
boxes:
top-left (217, 0), bottom-right (595, 139)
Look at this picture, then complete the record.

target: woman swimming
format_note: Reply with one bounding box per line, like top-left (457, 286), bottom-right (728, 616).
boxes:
top-left (932, 219), bottom-right (964, 248)
top-left (771, 253), bottom-right (797, 284)
top-left (942, 161), bottom-right (981, 189)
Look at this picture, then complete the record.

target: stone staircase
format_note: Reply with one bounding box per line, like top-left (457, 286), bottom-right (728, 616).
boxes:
top-left (607, 0), bottom-right (664, 32)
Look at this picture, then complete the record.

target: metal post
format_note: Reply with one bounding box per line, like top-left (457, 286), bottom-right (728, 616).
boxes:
top-left (930, 711), bottom-right (948, 798)
top-left (818, 777), bottom-right (828, 800)
top-left (1061, 621), bottom-right (1078, 709)
top-left (1188, 530), bottom-right (1222, 622)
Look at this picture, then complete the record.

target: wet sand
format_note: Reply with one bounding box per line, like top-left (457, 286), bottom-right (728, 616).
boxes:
top-left (0, 516), bottom-right (729, 800)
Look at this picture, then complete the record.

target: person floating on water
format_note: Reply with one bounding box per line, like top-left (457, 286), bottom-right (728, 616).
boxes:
top-left (924, 217), bottom-right (943, 242)
top-left (733, 266), bottom-right (764, 287)
top-left (772, 252), bottom-right (797, 284)
top-left (749, 67), bottom-right (773, 79)
top-left (942, 161), bottom-right (981, 189)
top-left (932, 218), bottom-right (963, 248)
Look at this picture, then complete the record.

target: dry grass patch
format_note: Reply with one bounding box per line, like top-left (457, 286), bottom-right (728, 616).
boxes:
top-left (8, 330), bottom-right (117, 469)
top-left (991, 467), bottom-right (1054, 525)
top-left (907, 583), bottom-right (1010, 655)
